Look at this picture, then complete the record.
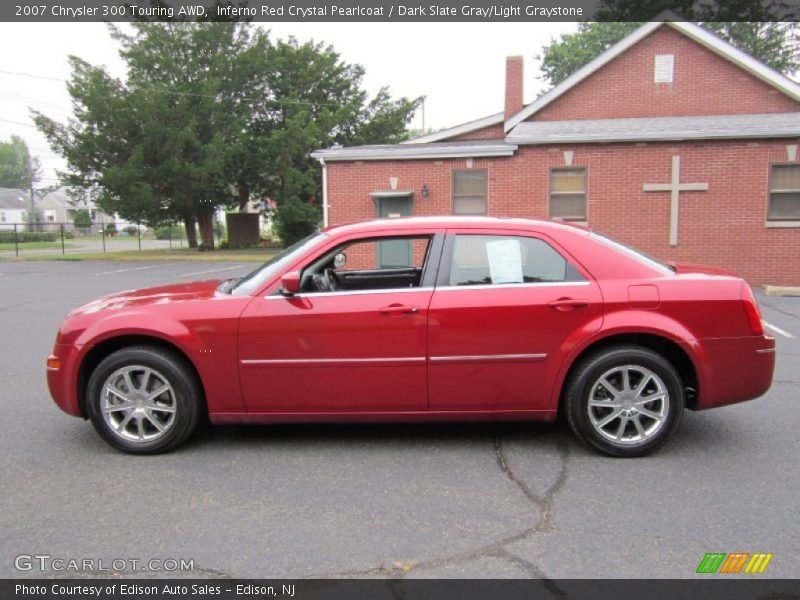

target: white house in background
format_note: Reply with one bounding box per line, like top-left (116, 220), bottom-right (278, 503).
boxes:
top-left (0, 188), bottom-right (31, 230)
top-left (38, 187), bottom-right (115, 226)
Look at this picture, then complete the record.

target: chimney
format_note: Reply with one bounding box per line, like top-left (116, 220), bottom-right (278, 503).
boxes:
top-left (504, 56), bottom-right (524, 122)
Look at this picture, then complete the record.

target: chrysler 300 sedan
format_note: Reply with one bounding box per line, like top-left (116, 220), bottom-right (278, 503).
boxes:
top-left (47, 217), bottom-right (775, 456)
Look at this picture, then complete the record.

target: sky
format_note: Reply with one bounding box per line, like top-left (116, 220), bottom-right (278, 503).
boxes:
top-left (0, 21), bottom-right (578, 185)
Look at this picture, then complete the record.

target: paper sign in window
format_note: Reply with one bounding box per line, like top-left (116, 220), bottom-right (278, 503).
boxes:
top-left (486, 239), bottom-right (524, 284)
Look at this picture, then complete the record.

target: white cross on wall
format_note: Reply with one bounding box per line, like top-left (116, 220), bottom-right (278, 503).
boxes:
top-left (643, 155), bottom-right (709, 246)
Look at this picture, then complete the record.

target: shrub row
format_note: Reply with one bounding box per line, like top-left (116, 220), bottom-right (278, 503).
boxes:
top-left (0, 231), bottom-right (58, 243)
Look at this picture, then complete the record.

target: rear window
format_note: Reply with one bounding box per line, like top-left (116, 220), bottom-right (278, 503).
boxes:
top-left (589, 232), bottom-right (674, 276)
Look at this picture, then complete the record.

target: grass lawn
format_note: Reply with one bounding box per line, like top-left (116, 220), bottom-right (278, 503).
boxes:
top-left (2, 247), bottom-right (279, 262)
top-left (0, 241), bottom-right (77, 250)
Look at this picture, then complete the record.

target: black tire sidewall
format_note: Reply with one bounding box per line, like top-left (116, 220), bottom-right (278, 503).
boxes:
top-left (86, 346), bottom-right (200, 454)
top-left (566, 346), bottom-right (684, 457)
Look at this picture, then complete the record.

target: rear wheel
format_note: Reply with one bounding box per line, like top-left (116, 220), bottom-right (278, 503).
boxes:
top-left (565, 346), bottom-right (684, 457)
top-left (86, 346), bottom-right (202, 454)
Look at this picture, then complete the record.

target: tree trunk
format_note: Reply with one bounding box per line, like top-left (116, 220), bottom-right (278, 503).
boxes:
top-left (198, 212), bottom-right (215, 251)
top-left (183, 216), bottom-right (198, 248)
top-left (237, 183), bottom-right (250, 212)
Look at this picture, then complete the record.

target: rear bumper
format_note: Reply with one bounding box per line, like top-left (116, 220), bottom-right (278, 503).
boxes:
top-left (690, 335), bottom-right (776, 410)
top-left (46, 343), bottom-right (83, 417)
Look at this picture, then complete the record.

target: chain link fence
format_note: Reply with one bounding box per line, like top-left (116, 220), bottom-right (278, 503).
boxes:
top-left (0, 222), bottom-right (225, 258)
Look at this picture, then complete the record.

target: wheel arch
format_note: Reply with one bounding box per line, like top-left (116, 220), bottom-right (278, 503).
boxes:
top-left (556, 333), bottom-right (699, 413)
top-left (77, 334), bottom-right (208, 419)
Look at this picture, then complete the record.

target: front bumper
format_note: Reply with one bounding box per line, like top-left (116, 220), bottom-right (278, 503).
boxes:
top-left (46, 343), bottom-right (83, 417)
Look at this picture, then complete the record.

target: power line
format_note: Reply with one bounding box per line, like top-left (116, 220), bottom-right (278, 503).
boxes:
top-left (0, 117), bottom-right (38, 129)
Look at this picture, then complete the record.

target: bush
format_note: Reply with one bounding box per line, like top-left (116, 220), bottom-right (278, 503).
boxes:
top-left (105, 223), bottom-right (117, 235)
top-left (72, 209), bottom-right (92, 228)
top-left (153, 224), bottom-right (183, 240)
top-left (122, 225), bottom-right (138, 236)
top-left (0, 231), bottom-right (58, 243)
top-left (273, 199), bottom-right (320, 246)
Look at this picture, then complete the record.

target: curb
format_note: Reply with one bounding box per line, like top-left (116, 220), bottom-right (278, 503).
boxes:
top-left (764, 286), bottom-right (800, 297)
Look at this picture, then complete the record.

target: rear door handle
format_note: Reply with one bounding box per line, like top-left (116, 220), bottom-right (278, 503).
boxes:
top-left (548, 298), bottom-right (589, 311)
top-left (379, 304), bottom-right (419, 315)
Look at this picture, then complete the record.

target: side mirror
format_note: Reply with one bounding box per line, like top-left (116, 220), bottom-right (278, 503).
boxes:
top-left (280, 271), bottom-right (301, 296)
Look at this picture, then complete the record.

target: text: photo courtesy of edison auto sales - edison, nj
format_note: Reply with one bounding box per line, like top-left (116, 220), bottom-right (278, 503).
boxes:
top-left (46, 216), bottom-right (775, 457)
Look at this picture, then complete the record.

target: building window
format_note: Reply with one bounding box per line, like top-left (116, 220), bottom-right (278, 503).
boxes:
top-left (654, 54), bottom-right (674, 83)
top-left (769, 164), bottom-right (800, 220)
top-left (453, 169), bottom-right (487, 215)
top-left (550, 167), bottom-right (587, 221)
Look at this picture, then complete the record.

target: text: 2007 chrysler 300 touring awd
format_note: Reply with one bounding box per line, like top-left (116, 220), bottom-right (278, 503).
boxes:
top-left (47, 217), bottom-right (775, 456)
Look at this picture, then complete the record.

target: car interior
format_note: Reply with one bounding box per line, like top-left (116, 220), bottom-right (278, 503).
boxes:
top-left (299, 236), bottom-right (431, 293)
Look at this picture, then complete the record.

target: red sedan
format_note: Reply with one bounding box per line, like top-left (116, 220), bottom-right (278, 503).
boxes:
top-left (47, 217), bottom-right (775, 456)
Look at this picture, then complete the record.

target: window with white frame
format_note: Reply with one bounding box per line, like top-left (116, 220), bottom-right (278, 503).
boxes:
top-left (452, 169), bottom-right (487, 215)
top-left (550, 167), bottom-right (587, 221)
top-left (768, 164), bottom-right (800, 221)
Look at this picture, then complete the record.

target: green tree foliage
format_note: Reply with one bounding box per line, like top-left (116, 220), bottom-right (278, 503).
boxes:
top-left (33, 23), bottom-right (421, 250)
top-left (539, 2), bottom-right (799, 86)
top-left (0, 136), bottom-right (40, 189)
top-left (274, 197), bottom-right (320, 246)
top-left (72, 208), bottom-right (92, 228)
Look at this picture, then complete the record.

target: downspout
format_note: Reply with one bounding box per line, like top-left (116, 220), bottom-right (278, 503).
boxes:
top-left (319, 157), bottom-right (329, 228)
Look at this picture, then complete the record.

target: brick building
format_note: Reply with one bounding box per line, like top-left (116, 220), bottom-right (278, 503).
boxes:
top-left (311, 17), bottom-right (800, 286)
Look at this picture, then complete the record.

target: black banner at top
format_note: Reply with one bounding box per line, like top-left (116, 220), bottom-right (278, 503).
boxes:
top-left (3, 0), bottom-right (800, 22)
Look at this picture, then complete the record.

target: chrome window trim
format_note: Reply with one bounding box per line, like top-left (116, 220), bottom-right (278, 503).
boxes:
top-left (265, 287), bottom-right (435, 300)
top-left (436, 281), bottom-right (591, 292)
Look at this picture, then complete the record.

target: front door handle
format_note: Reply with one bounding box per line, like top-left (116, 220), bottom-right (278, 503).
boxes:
top-left (548, 297), bottom-right (589, 311)
top-left (379, 304), bottom-right (419, 315)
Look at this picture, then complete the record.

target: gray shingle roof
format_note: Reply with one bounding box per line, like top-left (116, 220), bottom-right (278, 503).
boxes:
top-left (0, 188), bottom-right (30, 210)
top-left (506, 112), bottom-right (800, 145)
top-left (311, 140), bottom-right (517, 162)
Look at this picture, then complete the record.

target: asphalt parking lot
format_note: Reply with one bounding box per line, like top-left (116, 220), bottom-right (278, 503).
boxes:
top-left (0, 260), bottom-right (798, 580)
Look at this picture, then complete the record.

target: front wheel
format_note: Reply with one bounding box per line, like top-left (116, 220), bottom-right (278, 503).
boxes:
top-left (565, 346), bottom-right (684, 457)
top-left (86, 346), bottom-right (202, 454)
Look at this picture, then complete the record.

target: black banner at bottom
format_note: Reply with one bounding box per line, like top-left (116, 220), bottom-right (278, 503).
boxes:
top-left (5, 579), bottom-right (800, 600)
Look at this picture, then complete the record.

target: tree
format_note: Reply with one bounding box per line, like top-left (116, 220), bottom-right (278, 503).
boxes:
top-left (0, 136), bottom-right (40, 189)
top-left (72, 209), bottom-right (92, 228)
top-left (33, 23), bottom-right (421, 250)
top-left (539, 2), bottom-right (800, 86)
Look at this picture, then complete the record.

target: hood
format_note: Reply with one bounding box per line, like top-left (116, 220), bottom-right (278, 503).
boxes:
top-left (667, 261), bottom-right (739, 277)
top-left (69, 279), bottom-right (224, 316)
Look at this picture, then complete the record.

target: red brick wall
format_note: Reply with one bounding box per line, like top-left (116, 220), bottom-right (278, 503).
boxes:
top-left (447, 122), bottom-right (505, 141)
top-left (326, 139), bottom-right (800, 286)
top-left (531, 26), bottom-right (799, 122)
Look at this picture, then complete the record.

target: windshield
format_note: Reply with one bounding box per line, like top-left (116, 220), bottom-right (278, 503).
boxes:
top-left (588, 232), bottom-right (674, 276)
top-left (229, 232), bottom-right (328, 296)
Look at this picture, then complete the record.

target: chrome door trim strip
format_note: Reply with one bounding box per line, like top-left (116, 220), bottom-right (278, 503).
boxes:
top-left (756, 348), bottom-right (776, 354)
top-left (429, 353), bottom-right (547, 364)
top-left (241, 357), bottom-right (426, 367)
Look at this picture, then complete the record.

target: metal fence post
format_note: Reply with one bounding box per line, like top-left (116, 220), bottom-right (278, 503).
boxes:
top-left (14, 223), bottom-right (19, 259)
top-left (60, 224), bottom-right (65, 255)
top-left (101, 222), bottom-right (106, 253)
top-left (137, 224), bottom-right (141, 251)
top-left (169, 223), bottom-right (172, 250)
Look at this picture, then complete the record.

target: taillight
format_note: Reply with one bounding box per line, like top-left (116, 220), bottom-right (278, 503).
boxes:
top-left (741, 283), bottom-right (764, 336)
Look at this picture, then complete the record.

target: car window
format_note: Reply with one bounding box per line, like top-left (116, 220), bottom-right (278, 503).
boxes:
top-left (300, 236), bottom-right (432, 293)
top-left (448, 234), bottom-right (585, 286)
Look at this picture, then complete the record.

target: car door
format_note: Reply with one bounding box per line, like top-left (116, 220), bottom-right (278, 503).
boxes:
top-left (237, 232), bottom-right (442, 414)
top-left (427, 228), bottom-right (603, 412)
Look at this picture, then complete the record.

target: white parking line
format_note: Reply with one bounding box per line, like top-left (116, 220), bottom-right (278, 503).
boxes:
top-left (763, 321), bottom-right (796, 338)
top-left (178, 266), bottom-right (245, 278)
top-left (94, 265), bottom-right (170, 276)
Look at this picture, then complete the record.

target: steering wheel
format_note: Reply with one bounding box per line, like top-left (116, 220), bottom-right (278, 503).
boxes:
top-left (325, 268), bottom-right (343, 290)
top-left (312, 268), bottom-right (342, 292)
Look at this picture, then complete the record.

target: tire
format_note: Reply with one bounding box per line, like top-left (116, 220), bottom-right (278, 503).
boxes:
top-left (86, 345), bottom-right (203, 454)
top-left (564, 345), bottom-right (684, 457)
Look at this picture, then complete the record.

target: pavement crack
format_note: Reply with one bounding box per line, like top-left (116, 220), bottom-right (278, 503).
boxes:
top-left (495, 549), bottom-right (568, 597)
top-left (307, 436), bottom-right (572, 579)
top-left (760, 299), bottom-right (800, 321)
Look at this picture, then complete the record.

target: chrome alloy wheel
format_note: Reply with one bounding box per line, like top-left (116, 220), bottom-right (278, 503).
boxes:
top-left (100, 365), bottom-right (176, 443)
top-left (587, 365), bottom-right (670, 445)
